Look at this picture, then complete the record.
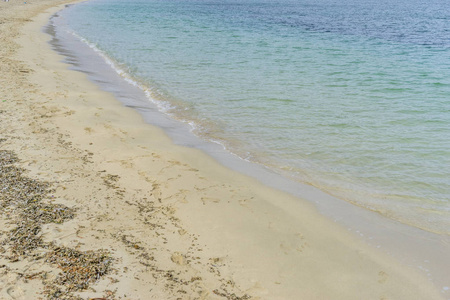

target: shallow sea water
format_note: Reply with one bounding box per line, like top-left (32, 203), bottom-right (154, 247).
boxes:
top-left (60, 0), bottom-right (449, 234)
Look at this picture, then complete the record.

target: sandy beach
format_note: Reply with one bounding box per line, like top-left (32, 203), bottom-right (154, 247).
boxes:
top-left (0, 0), bottom-right (447, 299)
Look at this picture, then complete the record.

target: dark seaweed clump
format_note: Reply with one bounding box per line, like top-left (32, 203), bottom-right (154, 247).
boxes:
top-left (0, 142), bottom-right (112, 299)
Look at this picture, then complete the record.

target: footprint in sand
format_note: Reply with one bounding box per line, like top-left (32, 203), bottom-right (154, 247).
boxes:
top-left (201, 197), bottom-right (220, 205)
top-left (245, 282), bottom-right (269, 297)
top-left (6, 286), bottom-right (24, 299)
top-left (378, 271), bottom-right (389, 284)
top-left (171, 252), bottom-right (186, 265)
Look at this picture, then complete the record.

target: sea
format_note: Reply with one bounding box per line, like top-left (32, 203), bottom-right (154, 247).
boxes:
top-left (54, 0), bottom-right (449, 235)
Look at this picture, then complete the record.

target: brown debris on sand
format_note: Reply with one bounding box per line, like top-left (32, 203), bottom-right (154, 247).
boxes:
top-left (0, 142), bottom-right (112, 299)
top-left (43, 246), bottom-right (112, 299)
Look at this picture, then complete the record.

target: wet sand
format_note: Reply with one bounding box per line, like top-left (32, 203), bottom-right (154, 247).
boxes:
top-left (0, 0), bottom-right (446, 299)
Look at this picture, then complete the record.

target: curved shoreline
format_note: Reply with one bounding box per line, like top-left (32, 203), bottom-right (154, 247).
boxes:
top-left (57, 0), bottom-right (450, 237)
top-left (51, 1), bottom-right (450, 296)
top-left (0, 0), bottom-right (448, 299)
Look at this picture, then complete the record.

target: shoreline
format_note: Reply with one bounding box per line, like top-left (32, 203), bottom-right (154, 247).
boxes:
top-left (52, 1), bottom-right (450, 296)
top-left (55, 1), bottom-right (450, 237)
top-left (56, 0), bottom-right (450, 238)
top-left (0, 0), bottom-right (448, 299)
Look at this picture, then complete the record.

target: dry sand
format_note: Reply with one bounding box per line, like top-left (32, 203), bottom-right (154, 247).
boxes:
top-left (0, 0), bottom-right (446, 299)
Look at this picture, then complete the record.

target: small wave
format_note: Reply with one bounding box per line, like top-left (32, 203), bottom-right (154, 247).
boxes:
top-left (65, 29), bottom-right (248, 163)
top-left (68, 30), bottom-right (177, 116)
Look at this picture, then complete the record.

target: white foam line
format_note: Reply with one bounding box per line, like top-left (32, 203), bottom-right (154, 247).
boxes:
top-left (66, 29), bottom-right (256, 165)
top-left (68, 30), bottom-right (176, 115)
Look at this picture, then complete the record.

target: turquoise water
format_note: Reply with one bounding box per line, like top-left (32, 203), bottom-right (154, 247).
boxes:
top-left (62, 0), bottom-right (450, 233)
